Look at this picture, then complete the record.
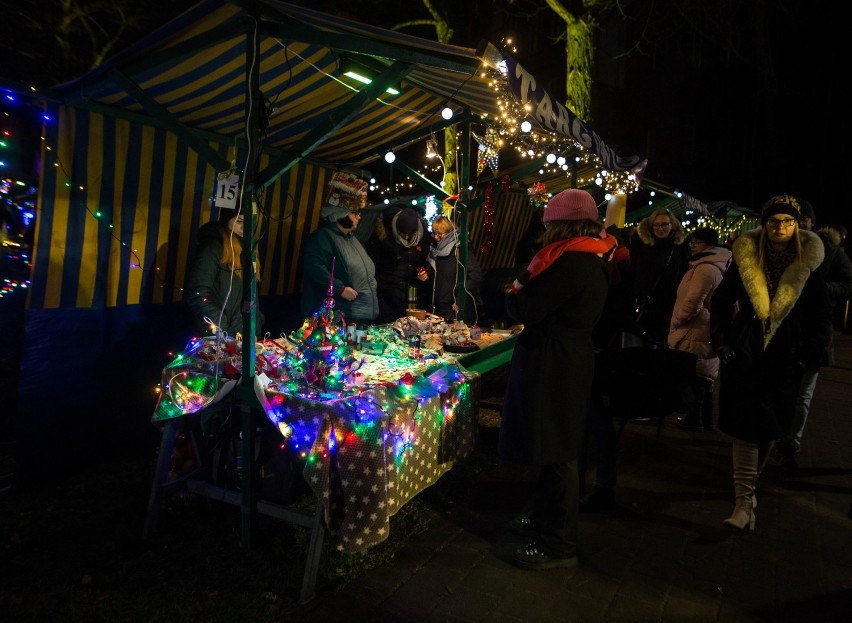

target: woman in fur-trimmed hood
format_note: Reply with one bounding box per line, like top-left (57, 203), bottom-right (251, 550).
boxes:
top-left (629, 208), bottom-right (691, 343)
top-left (709, 195), bottom-right (832, 532)
top-left (364, 204), bottom-right (431, 322)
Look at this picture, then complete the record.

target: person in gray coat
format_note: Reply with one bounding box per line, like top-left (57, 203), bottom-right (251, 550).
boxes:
top-left (300, 172), bottom-right (378, 325)
top-left (500, 188), bottom-right (616, 571)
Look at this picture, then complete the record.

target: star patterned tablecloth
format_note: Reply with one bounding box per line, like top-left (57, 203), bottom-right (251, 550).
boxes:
top-left (151, 329), bottom-right (511, 553)
top-left (260, 363), bottom-right (480, 552)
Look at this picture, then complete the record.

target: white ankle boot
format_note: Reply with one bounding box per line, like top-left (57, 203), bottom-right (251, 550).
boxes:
top-left (723, 500), bottom-right (756, 530)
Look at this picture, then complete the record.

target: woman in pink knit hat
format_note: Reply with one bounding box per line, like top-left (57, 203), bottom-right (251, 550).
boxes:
top-left (500, 188), bottom-right (617, 571)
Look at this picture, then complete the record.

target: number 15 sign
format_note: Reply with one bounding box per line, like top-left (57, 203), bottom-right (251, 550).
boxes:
top-left (214, 173), bottom-right (240, 209)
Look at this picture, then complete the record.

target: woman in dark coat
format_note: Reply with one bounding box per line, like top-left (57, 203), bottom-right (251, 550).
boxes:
top-left (499, 188), bottom-right (616, 571)
top-left (185, 208), bottom-right (264, 338)
top-left (710, 195), bottom-right (831, 531)
top-left (630, 207), bottom-right (690, 343)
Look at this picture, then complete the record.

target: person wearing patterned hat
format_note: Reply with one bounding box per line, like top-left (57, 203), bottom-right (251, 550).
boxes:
top-left (709, 194), bottom-right (832, 531)
top-left (300, 172), bottom-right (379, 324)
top-left (499, 188), bottom-right (617, 571)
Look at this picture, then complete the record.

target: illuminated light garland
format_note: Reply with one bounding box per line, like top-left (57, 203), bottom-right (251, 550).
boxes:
top-left (479, 63), bottom-right (642, 196)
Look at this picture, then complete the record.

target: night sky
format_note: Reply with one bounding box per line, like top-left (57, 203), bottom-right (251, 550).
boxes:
top-left (2, 1), bottom-right (846, 228)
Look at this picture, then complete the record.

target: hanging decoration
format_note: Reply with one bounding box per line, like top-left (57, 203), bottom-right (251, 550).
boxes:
top-left (441, 194), bottom-right (459, 218)
top-left (479, 181), bottom-right (496, 254)
top-left (478, 57), bottom-right (644, 196)
top-left (474, 127), bottom-right (500, 176)
top-left (527, 181), bottom-right (549, 208)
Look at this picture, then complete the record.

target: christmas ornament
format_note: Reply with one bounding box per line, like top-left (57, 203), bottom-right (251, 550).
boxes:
top-left (527, 182), bottom-right (549, 208)
top-left (474, 127), bottom-right (500, 176)
top-left (282, 257), bottom-right (359, 393)
top-left (479, 182), bottom-right (495, 254)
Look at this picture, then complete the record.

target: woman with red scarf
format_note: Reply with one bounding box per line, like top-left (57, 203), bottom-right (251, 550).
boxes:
top-left (500, 188), bottom-right (617, 572)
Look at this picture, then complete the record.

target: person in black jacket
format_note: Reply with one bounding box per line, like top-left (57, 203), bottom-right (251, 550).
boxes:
top-left (185, 207), bottom-right (264, 339)
top-left (774, 199), bottom-right (852, 469)
top-left (500, 188), bottom-right (616, 571)
top-left (629, 207), bottom-right (691, 344)
top-left (364, 204), bottom-right (431, 322)
top-left (427, 215), bottom-right (482, 325)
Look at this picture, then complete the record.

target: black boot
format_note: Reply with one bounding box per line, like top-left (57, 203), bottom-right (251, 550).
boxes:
top-left (679, 378), bottom-right (711, 431)
top-left (579, 487), bottom-right (616, 512)
top-left (677, 411), bottom-right (703, 431)
top-left (700, 382), bottom-right (715, 431)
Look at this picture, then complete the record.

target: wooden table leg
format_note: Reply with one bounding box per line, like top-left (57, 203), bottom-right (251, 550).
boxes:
top-left (143, 419), bottom-right (179, 538)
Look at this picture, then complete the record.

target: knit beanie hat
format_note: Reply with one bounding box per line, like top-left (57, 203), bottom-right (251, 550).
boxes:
top-left (760, 195), bottom-right (801, 224)
top-left (690, 226), bottom-right (719, 246)
top-left (798, 198), bottom-right (816, 223)
top-left (543, 189), bottom-right (598, 223)
top-left (321, 171), bottom-right (368, 221)
top-left (395, 207), bottom-right (421, 235)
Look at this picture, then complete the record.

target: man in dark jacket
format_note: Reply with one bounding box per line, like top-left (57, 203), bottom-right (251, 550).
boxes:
top-left (775, 199), bottom-right (852, 469)
top-left (364, 204), bottom-right (431, 322)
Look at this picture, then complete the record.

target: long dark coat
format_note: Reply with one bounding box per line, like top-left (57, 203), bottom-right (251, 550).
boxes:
top-left (630, 219), bottom-right (690, 342)
top-left (499, 251), bottom-right (611, 465)
top-left (709, 228), bottom-right (831, 442)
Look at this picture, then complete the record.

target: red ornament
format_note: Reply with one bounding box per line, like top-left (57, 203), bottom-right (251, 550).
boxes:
top-left (480, 182), bottom-right (495, 254)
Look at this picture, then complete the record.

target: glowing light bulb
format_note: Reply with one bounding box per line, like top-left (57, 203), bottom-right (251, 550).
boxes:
top-left (384, 151), bottom-right (396, 163)
top-left (441, 107), bottom-right (453, 120)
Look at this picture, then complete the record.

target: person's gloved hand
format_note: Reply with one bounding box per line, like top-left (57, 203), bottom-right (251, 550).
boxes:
top-left (716, 344), bottom-right (736, 365)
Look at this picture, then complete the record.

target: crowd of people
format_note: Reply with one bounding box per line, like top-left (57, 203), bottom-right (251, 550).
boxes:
top-left (182, 173), bottom-right (851, 572)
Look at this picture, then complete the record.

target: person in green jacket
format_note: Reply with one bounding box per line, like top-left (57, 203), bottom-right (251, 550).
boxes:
top-left (185, 207), bottom-right (264, 339)
top-left (300, 172), bottom-right (379, 324)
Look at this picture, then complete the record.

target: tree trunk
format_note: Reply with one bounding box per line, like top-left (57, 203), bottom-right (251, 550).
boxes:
top-left (545, 0), bottom-right (594, 123)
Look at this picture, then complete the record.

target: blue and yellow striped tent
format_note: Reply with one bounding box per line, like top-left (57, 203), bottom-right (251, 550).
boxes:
top-left (12, 0), bottom-right (622, 476)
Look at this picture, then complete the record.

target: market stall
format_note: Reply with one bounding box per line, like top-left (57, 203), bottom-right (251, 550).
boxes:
top-left (145, 306), bottom-right (515, 602)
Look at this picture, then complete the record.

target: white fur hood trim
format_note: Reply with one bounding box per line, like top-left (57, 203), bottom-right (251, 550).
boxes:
top-left (732, 228), bottom-right (824, 347)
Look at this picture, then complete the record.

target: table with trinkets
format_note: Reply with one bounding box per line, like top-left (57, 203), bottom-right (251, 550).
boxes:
top-left (145, 313), bottom-right (515, 601)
